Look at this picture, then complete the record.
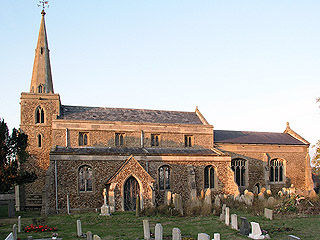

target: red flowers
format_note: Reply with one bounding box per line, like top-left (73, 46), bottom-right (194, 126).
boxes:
top-left (24, 224), bottom-right (58, 233)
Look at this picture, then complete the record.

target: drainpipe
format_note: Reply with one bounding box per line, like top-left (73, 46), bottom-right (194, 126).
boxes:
top-left (141, 130), bottom-right (144, 148)
top-left (55, 160), bottom-right (58, 212)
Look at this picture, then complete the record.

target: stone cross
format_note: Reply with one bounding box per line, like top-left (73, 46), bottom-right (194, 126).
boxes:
top-left (155, 223), bottom-right (163, 240)
top-left (231, 214), bottom-right (238, 230)
top-left (77, 219), bottom-right (82, 237)
top-left (239, 217), bottom-right (250, 236)
top-left (213, 233), bottom-right (220, 240)
top-left (12, 224), bottom-right (17, 240)
top-left (225, 207), bottom-right (230, 226)
top-left (172, 228), bottom-right (181, 240)
top-left (87, 231), bottom-right (93, 240)
top-left (197, 233), bottom-right (210, 240)
top-left (103, 188), bottom-right (107, 205)
top-left (143, 219), bottom-right (150, 240)
top-left (18, 216), bottom-right (21, 233)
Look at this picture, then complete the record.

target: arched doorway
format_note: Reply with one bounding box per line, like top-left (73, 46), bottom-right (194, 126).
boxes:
top-left (124, 176), bottom-right (140, 211)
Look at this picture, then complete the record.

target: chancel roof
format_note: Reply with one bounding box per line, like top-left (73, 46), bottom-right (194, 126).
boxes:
top-left (59, 105), bottom-right (204, 125)
top-left (51, 146), bottom-right (219, 156)
top-left (214, 130), bottom-right (307, 145)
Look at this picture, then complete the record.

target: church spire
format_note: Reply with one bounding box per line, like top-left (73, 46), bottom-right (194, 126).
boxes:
top-left (30, 9), bottom-right (54, 94)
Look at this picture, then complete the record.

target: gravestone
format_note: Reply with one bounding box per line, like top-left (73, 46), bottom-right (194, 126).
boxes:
top-left (136, 196), bottom-right (141, 217)
top-left (213, 233), bottom-right (220, 240)
top-left (219, 204), bottom-right (226, 221)
top-left (200, 189), bottom-right (205, 200)
top-left (5, 232), bottom-right (13, 240)
top-left (155, 223), bottom-right (163, 240)
top-left (77, 219), bottom-right (82, 237)
top-left (267, 197), bottom-right (275, 207)
top-left (165, 191), bottom-right (172, 205)
top-left (225, 207), bottom-right (230, 226)
top-left (264, 208), bottom-right (273, 220)
top-left (8, 200), bottom-right (15, 218)
top-left (13, 224), bottom-right (17, 240)
top-left (197, 233), bottom-right (210, 240)
top-left (143, 219), bottom-right (150, 240)
top-left (67, 194), bottom-right (70, 214)
top-left (93, 235), bottom-right (101, 240)
top-left (140, 194), bottom-right (144, 210)
top-left (101, 204), bottom-right (110, 216)
top-left (177, 194), bottom-right (184, 216)
top-left (87, 231), bottom-right (92, 240)
top-left (172, 228), bottom-right (181, 240)
top-left (248, 222), bottom-right (265, 239)
top-left (258, 192), bottom-right (264, 201)
top-left (214, 195), bottom-right (221, 207)
top-left (288, 235), bottom-right (301, 240)
top-left (204, 189), bottom-right (211, 205)
top-left (239, 217), bottom-right (250, 236)
top-left (18, 216), bottom-right (21, 233)
top-left (231, 214), bottom-right (238, 230)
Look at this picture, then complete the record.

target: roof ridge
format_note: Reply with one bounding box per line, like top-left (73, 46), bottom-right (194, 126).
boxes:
top-left (215, 129), bottom-right (287, 134)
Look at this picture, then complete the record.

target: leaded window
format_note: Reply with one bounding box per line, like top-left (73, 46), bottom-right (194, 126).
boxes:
top-left (115, 133), bottom-right (125, 146)
top-left (184, 135), bottom-right (193, 147)
top-left (231, 159), bottom-right (246, 187)
top-left (204, 165), bottom-right (215, 189)
top-left (151, 134), bottom-right (160, 147)
top-left (79, 132), bottom-right (88, 146)
top-left (79, 165), bottom-right (93, 192)
top-left (159, 165), bottom-right (170, 190)
top-left (35, 106), bottom-right (45, 124)
top-left (269, 159), bottom-right (284, 183)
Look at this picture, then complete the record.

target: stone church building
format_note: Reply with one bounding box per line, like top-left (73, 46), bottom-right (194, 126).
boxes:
top-left (18, 11), bottom-right (314, 213)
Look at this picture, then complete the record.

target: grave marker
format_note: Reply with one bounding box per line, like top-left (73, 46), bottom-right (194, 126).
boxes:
top-left (248, 222), bottom-right (268, 239)
top-left (87, 231), bottom-right (92, 240)
top-left (155, 223), bottom-right (163, 240)
top-left (264, 208), bottom-right (273, 220)
top-left (18, 216), bottom-right (21, 233)
top-left (93, 235), bottom-right (102, 240)
top-left (172, 228), bottom-right (181, 240)
top-left (13, 224), bottom-right (17, 240)
top-left (213, 233), bottom-right (220, 240)
top-left (77, 219), bottom-right (82, 237)
top-left (5, 232), bottom-right (13, 240)
top-left (231, 214), bottom-right (238, 230)
top-left (239, 217), bottom-right (250, 236)
top-left (225, 207), bottom-right (230, 226)
top-left (143, 219), bottom-right (150, 240)
top-left (288, 235), bottom-right (301, 240)
top-left (197, 233), bottom-right (210, 240)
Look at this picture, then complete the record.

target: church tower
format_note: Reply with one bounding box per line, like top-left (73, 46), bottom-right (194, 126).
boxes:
top-left (19, 9), bottom-right (60, 210)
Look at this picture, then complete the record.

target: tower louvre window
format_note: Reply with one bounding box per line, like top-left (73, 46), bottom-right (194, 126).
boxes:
top-left (35, 106), bottom-right (45, 124)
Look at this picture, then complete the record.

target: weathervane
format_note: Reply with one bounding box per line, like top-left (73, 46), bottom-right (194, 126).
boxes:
top-left (37, 1), bottom-right (49, 11)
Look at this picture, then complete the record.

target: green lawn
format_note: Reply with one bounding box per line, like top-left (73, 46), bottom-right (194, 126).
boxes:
top-left (0, 205), bottom-right (319, 239)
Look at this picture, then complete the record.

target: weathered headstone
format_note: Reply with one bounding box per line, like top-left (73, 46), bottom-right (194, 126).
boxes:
top-left (258, 192), bottom-right (264, 201)
top-left (86, 231), bottom-right (92, 240)
top-left (165, 191), bottom-right (172, 205)
top-left (4, 232), bottom-right (13, 240)
top-left (248, 222), bottom-right (264, 239)
top-left (93, 235), bottom-right (101, 240)
top-left (213, 233), bottom-right (220, 240)
top-left (12, 224), bottom-right (17, 240)
top-left (177, 194), bottom-right (184, 216)
top-left (140, 194), bottom-right (144, 210)
top-left (143, 219), bottom-right (150, 240)
top-left (67, 194), bottom-right (70, 214)
top-left (220, 204), bottom-right (226, 221)
top-left (225, 207), bottom-right (230, 226)
top-left (136, 196), bottom-right (141, 217)
top-left (197, 233), bottom-right (210, 240)
top-left (8, 200), bottom-right (15, 218)
top-left (239, 217), bottom-right (250, 236)
top-left (172, 228), bottom-right (181, 240)
top-left (200, 189), bottom-right (205, 200)
top-left (264, 208), bottom-right (273, 220)
top-left (266, 196), bottom-right (275, 207)
top-left (231, 214), bottom-right (238, 230)
top-left (261, 187), bottom-right (266, 193)
top-left (77, 219), bottom-right (82, 237)
top-left (253, 186), bottom-right (259, 194)
top-left (204, 188), bottom-right (211, 205)
top-left (214, 195), bottom-right (221, 207)
top-left (155, 223), bottom-right (163, 240)
top-left (18, 216), bottom-right (21, 233)
top-left (100, 204), bottom-right (110, 216)
top-left (288, 235), bottom-right (301, 240)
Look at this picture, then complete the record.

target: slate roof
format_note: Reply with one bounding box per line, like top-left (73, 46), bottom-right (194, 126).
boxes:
top-left (51, 146), bottom-right (218, 156)
top-left (214, 130), bottom-right (307, 145)
top-left (59, 105), bottom-right (204, 125)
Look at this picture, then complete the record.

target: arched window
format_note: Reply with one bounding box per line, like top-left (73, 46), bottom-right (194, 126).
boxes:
top-left (159, 165), bottom-right (170, 190)
top-left (231, 159), bottom-right (246, 187)
top-left (35, 106), bottom-right (45, 124)
top-left (37, 84), bottom-right (45, 93)
top-left (204, 165), bottom-right (215, 189)
top-left (269, 159), bottom-right (284, 183)
top-left (79, 165), bottom-right (93, 192)
top-left (37, 134), bottom-right (42, 148)
top-left (79, 132), bottom-right (88, 146)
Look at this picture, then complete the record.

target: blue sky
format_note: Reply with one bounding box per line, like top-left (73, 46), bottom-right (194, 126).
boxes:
top-left (0, 1), bottom-right (319, 155)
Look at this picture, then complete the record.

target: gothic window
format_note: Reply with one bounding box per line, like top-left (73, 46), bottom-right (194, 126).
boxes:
top-left (79, 165), bottom-right (93, 192)
top-left (204, 165), bottom-right (215, 189)
top-left (231, 159), bottom-right (246, 187)
top-left (35, 106), bottom-right (45, 124)
top-left (115, 133), bottom-right (125, 146)
top-left (184, 135), bottom-right (193, 147)
top-left (151, 134), bottom-right (160, 147)
top-left (37, 84), bottom-right (45, 93)
top-left (159, 165), bottom-right (171, 190)
top-left (269, 159), bottom-right (284, 183)
top-left (37, 134), bottom-right (42, 148)
top-left (78, 132), bottom-right (88, 146)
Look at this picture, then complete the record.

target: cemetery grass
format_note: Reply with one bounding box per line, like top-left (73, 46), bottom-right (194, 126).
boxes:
top-left (1, 206), bottom-right (320, 239)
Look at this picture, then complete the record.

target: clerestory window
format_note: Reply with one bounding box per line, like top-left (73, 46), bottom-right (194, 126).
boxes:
top-left (78, 132), bottom-right (88, 146)
top-left (115, 133), bottom-right (125, 146)
top-left (151, 134), bottom-right (160, 147)
top-left (184, 135), bottom-right (193, 147)
top-left (269, 159), bottom-right (284, 183)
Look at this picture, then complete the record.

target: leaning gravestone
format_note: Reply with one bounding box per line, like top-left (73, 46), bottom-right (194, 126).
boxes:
top-left (249, 222), bottom-right (266, 239)
top-left (5, 232), bottom-right (13, 240)
top-left (288, 235), bottom-right (301, 240)
top-left (143, 219), bottom-right (150, 240)
top-left (77, 219), bottom-right (82, 237)
top-left (239, 217), bottom-right (250, 236)
top-left (198, 233), bottom-right (210, 240)
top-left (155, 223), bottom-right (163, 240)
top-left (86, 231), bottom-right (92, 240)
top-left (172, 228), bottom-right (181, 240)
top-left (213, 233), bottom-right (220, 240)
top-left (12, 224), bottom-right (17, 240)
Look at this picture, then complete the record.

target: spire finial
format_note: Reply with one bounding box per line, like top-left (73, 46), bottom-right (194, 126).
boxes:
top-left (37, 1), bottom-right (49, 14)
